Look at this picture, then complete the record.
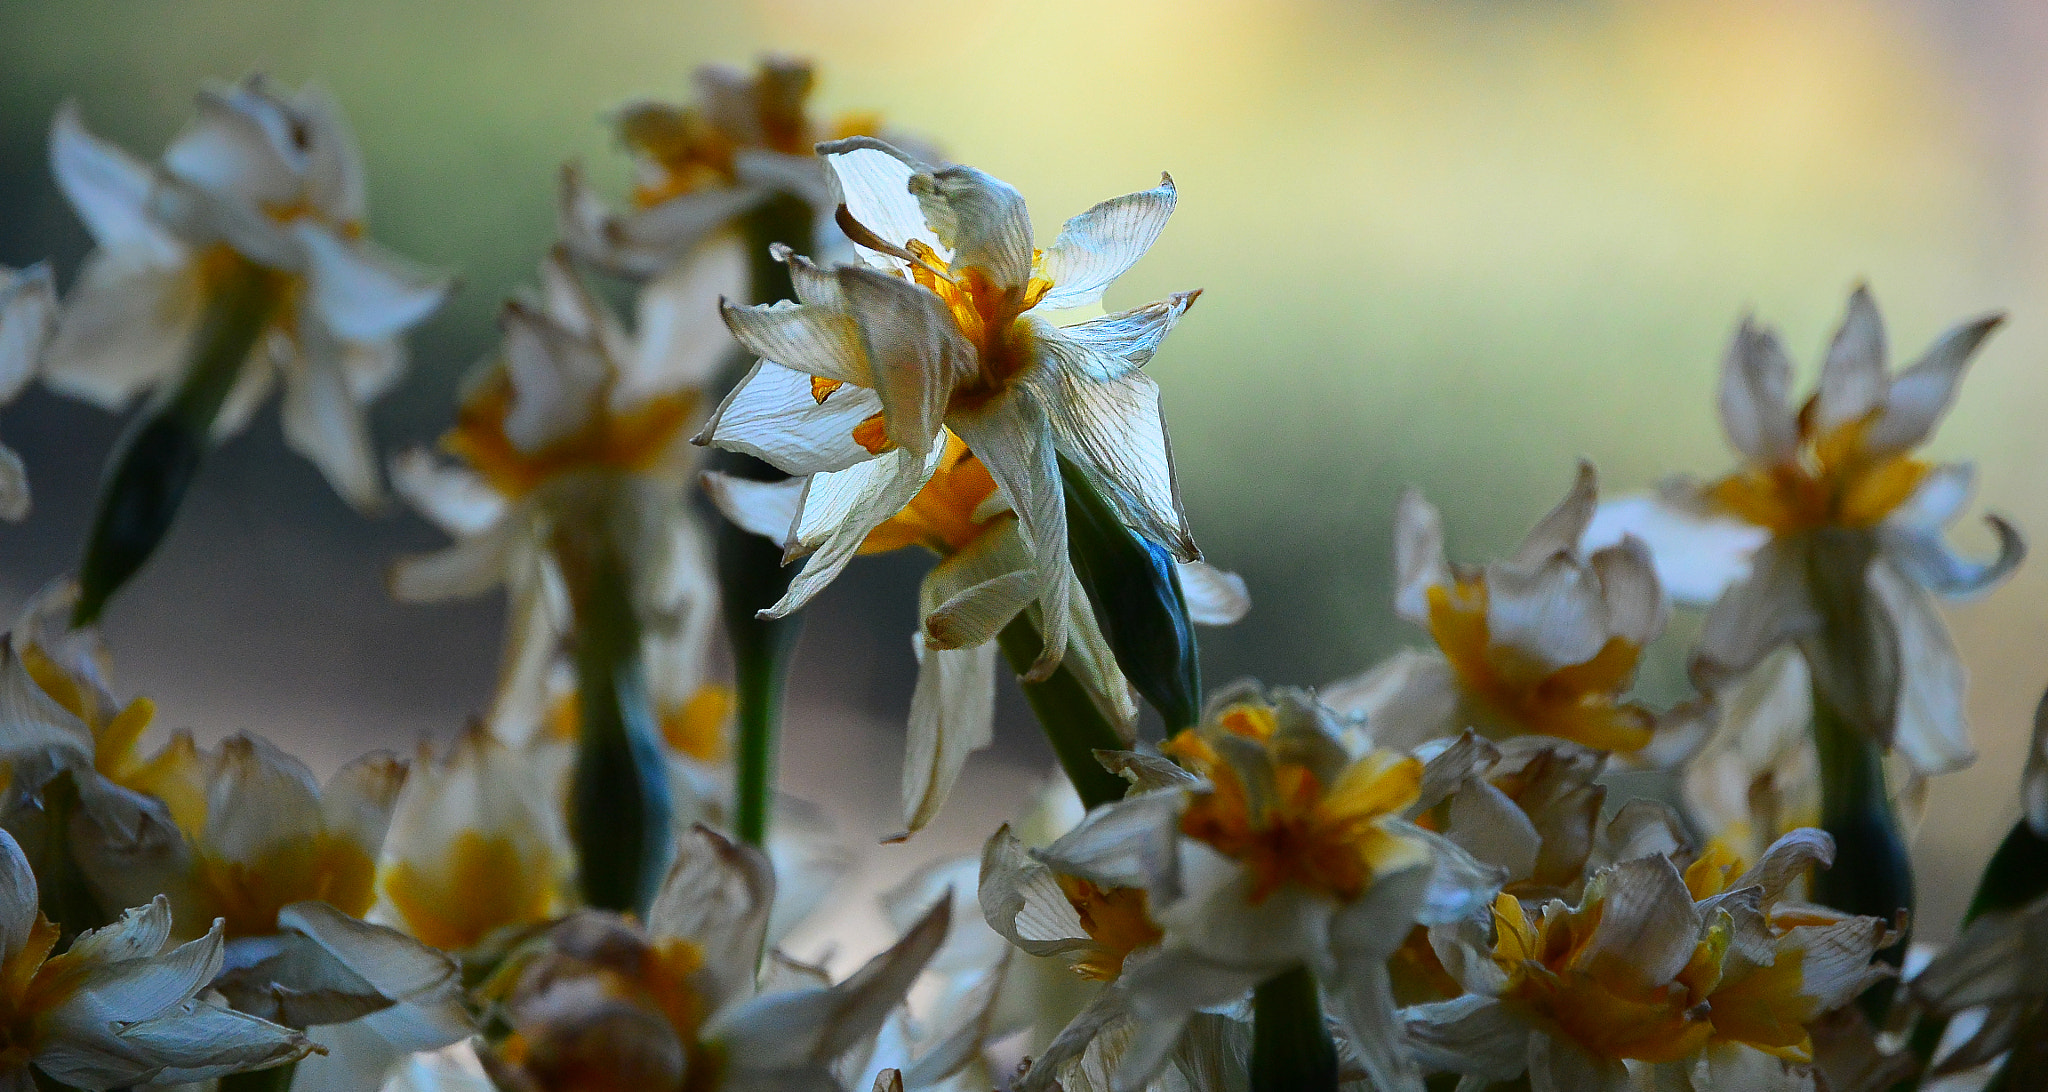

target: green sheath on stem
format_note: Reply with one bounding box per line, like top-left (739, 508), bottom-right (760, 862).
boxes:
top-left (996, 614), bottom-right (1129, 810)
top-left (556, 496), bottom-right (673, 915)
top-left (719, 193), bottom-right (813, 848)
top-left (75, 254), bottom-right (281, 627)
top-left (1250, 965), bottom-right (1339, 1092)
top-left (24, 772), bottom-right (108, 946)
top-left (1809, 685), bottom-right (1911, 1019)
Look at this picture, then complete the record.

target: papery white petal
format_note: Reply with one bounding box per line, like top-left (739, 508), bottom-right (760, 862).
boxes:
top-left (625, 235), bottom-right (746, 397)
top-left (1482, 553), bottom-right (1609, 672)
top-left (703, 471), bottom-right (804, 545)
top-left (387, 521), bottom-right (512, 603)
top-left (901, 639), bottom-right (997, 836)
top-left (41, 253), bottom-right (203, 410)
top-left (1510, 461), bottom-right (1596, 568)
top-left (919, 519), bottom-right (1036, 650)
top-left (1035, 791), bottom-right (1184, 897)
top-left (838, 266), bottom-right (973, 458)
top-left (766, 445), bottom-right (943, 617)
top-left (1814, 286), bottom-right (1888, 431)
top-left (1880, 515), bottom-right (2023, 599)
top-left (164, 84), bottom-right (303, 207)
top-left (1319, 648), bottom-right (1460, 753)
top-left (1033, 329), bottom-right (1195, 560)
top-left (721, 300), bottom-right (871, 387)
top-left (1576, 856), bottom-right (1699, 990)
top-left (819, 137), bottom-right (945, 268)
top-left (50, 103), bottom-right (183, 263)
top-left (391, 450), bottom-right (504, 538)
top-left (697, 360), bottom-right (887, 475)
top-left (1176, 562), bottom-right (1248, 626)
top-left (1589, 535), bottom-right (1667, 646)
top-left (910, 165), bottom-right (1034, 291)
top-left (1584, 492), bottom-right (1767, 606)
top-left (1038, 176), bottom-right (1176, 310)
top-left (647, 826), bottom-right (775, 1010)
top-left (1865, 312), bottom-right (2002, 455)
top-left (950, 389), bottom-right (1074, 678)
top-left (1392, 490), bottom-right (1452, 624)
top-left (283, 321), bottom-right (384, 510)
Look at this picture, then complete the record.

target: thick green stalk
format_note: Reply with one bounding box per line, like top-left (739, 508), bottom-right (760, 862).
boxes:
top-left (75, 254), bottom-right (281, 626)
top-left (1058, 455), bottom-right (1203, 734)
top-left (1250, 966), bottom-right (1338, 1092)
top-left (996, 614), bottom-right (1129, 810)
top-left (1809, 682), bottom-right (1911, 1019)
top-left (24, 772), bottom-right (107, 946)
top-left (556, 493), bottom-right (673, 914)
top-left (718, 193), bottom-right (813, 847)
top-left (218, 1061), bottom-right (298, 1092)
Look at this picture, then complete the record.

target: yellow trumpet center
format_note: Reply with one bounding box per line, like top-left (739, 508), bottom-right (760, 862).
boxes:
top-left (1164, 703), bottom-right (1426, 903)
top-left (444, 373), bottom-right (699, 500)
top-left (382, 830), bottom-right (562, 952)
top-left (1426, 579), bottom-right (1654, 753)
top-left (193, 833), bottom-right (377, 938)
top-left (1707, 409), bottom-right (1930, 535)
top-left (904, 239), bottom-right (1055, 415)
top-left (1054, 875), bottom-right (1163, 982)
top-left (856, 432), bottom-right (1003, 557)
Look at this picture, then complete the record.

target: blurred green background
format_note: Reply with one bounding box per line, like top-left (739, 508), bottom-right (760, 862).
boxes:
top-left (3, 0), bottom-right (2046, 948)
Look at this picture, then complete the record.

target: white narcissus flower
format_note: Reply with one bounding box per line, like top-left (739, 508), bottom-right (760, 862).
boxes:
top-left (0, 826), bottom-right (314, 1090)
top-left (1586, 287), bottom-right (2023, 777)
top-left (708, 434), bottom-right (1247, 836)
top-left (560, 56), bottom-right (927, 278)
top-left (390, 244), bottom-right (738, 740)
top-left (0, 263), bottom-right (56, 520)
top-left (1016, 685), bottom-right (1499, 1092)
top-left (478, 826), bottom-right (953, 1092)
top-left (42, 76), bottom-right (451, 509)
top-left (1325, 463), bottom-right (1682, 759)
top-left (1679, 647), bottom-right (1824, 866)
top-left (1904, 889), bottom-right (2048, 1084)
top-left (703, 137), bottom-right (1200, 679)
top-left (1407, 830), bottom-right (1892, 1092)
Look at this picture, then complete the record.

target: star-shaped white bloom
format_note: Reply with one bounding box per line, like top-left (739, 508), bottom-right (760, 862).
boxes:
top-left (702, 137), bottom-right (1199, 678)
top-left (42, 76), bottom-right (451, 508)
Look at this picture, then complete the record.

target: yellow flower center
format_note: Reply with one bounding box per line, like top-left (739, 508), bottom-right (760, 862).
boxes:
top-left (1426, 579), bottom-right (1654, 753)
top-left (0, 914), bottom-right (64, 1071)
top-left (620, 106), bottom-right (742, 210)
top-left (855, 431), bottom-right (1002, 557)
top-left (1164, 703), bottom-right (1426, 903)
top-left (1706, 408), bottom-right (1930, 534)
top-left (444, 372), bottom-right (699, 500)
top-left (1054, 875), bottom-right (1162, 981)
top-left (193, 832), bottom-right (377, 937)
top-left (381, 830), bottom-right (562, 952)
top-left (546, 684), bottom-right (736, 764)
top-left (904, 240), bottom-right (1054, 416)
top-left (19, 645), bottom-right (208, 834)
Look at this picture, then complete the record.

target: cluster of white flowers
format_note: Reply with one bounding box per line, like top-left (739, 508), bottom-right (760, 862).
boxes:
top-left (0, 57), bottom-right (2043, 1092)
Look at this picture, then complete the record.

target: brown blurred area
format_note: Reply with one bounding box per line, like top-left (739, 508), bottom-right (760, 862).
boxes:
top-left (5, 0), bottom-right (2048, 952)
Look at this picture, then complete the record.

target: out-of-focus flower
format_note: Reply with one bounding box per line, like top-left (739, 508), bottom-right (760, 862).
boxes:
top-left (703, 138), bottom-right (1199, 679)
top-left (0, 826), bottom-right (314, 1090)
top-left (1408, 830), bottom-right (1891, 1092)
top-left (561, 56), bottom-right (922, 278)
top-left (1588, 288), bottom-right (2021, 776)
top-left (709, 434), bottom-right (1246, 836)
top-left (1680, 648), bottom-right (1823, 866)
top-left (478, 825), bottom-right (952, 1092)
top-left (1326, 464), bottom-right (1680, 758)
top-left (43, 76), bottom-right (450, 508)
top-left (391, 245), bottom-right (736, 739)
top-left (372, 726), bottom-right (574, 953)
top-left (1018, 685), bottom-right (1497, 1092)
top-left (0, 263), bottom-right (56, 520)
top-left (1409, 732), bottom-right (1607, 904)
top-left (1904, 890), bottom-right (2048, 1085)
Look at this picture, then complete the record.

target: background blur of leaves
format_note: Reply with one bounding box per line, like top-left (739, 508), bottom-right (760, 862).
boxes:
top-left (5, 0), bottom-right (2047, 950)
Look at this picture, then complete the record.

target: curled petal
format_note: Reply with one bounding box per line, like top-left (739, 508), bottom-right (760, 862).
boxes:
top-left (1037, 174), bottom-right (1177, 310)
top-left (909, 165), bottom-right (1034, 292)
top-left (1510, 460), bottom-right (1596, 568)
top-left (1880, 515), bottom-right (2023, 599)
top-left (696, 360), bottom-right (887, 476)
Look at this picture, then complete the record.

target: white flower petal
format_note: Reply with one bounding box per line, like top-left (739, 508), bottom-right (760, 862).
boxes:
top-left (1176, 562), bottom-right (1248, 626)
top-left (1589, 535), bottom-right (1668, 647)
top-left (282, 322), bottom-right (385, 510)
top-left (1320, 647), bottom-right (1460, 752)
top-left (1881, 514), bottom-right (2023, 599)
top-left (1033, 330), bottom-right (1196, 560)
top-left (949, 390), bottom-right (1075, 678)
top-left (919, 519), bottom-right (1036, 649)
top-left (1586, 491), bottom-right (1769, 606)
top-left (41, 253), bottom-right (203, 410)
top-left (819, 137), bottom-right (945, 268)
top-left (164, 83), bottom-right (304, 208)
top-left (110, 998), bottom-right (311, 1084)
top-left (1323, 955), bottom-right (1423, 1092)
top-left (626, 235), bottom-right (746, 397)
top-left (720, 300), bottom-right (871, 386)
top-left (697, 360), bottom-right (888, 476)
top-left (201, 735), bottom-right (325, 862)
top-left (1037, 175), bottom-right (1177, 310)
top-left (1815, 286), bottom-right (1889, 431)
top-left (1391, 490), bottom-right (1453, 624)
top-left (1717, 318), bottom-right (1799, 465)
top-left (0, 830), bottom-right (37, 966)
top-left (1510, 462), bottom-right (1597, 568)
top-left (901, 638), bottom-right (997, 835)
top-left (391, 450), bottom-right (504, 538)
top-left (51, 919), bottom-right (225, 1028)
top-left (1035, 791), bottom-right (1183, 897)
top-left (909, 165), bottom-right (1034, 292)
top-left (1482, 553), bottom-right (1610, 672)
top-left (275, 901), bottom-right (473, 1051)
top-left (765, 445), bottom-right (942, 618)
top-left (50, 102), bottom-right (183, 263)
top-left (295, 223), bottom-right (449, 343)
top-left (1053, 291), bottom-right (1199, 374)
top-left (1577, 855), bottom-right (1699, 990)
top-left (295, 86), bottom-right (366, 224)
top-left (702, 470), bottom-right (804, 545)
top-left (838, 266), bottom-right (973, 458)
top-left (0, 264), bottom-right (57, 403)
top-left (647, 825), bottom-right (775, 1010)
top-left (388, 520), bottom-right (513, 603)
top-left (1871, 560), bottom-right (1975, 777)
top-left (0, 448), bottom-right (27, 524)
top-left (1865, 312), bottom-right (2002, 455)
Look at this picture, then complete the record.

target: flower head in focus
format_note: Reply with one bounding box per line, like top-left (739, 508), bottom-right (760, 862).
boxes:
top-left (42, 76), bottom-right (451, 508)
top-left (703, 137), bottom-right (1200, 680)
top-left (478, 826), bottom-right (951, 1092)
top-left (0, 826), bottom-right (314, 1090)
top-left (391, 245), bottom-right (737, 738)
top-left (1327, 463), bottom-right (1677, 757)
top-left (0, 263), bottom-right (56, 520)
top-left (710, 434), bottom-right (1245, 837)
top-left (1589, 287), bottom-right (2022, 776)
top-left (1409, 830), bottom-right (1892, 1092)
top-left (1018, 685), bottom-right (1498, 1092)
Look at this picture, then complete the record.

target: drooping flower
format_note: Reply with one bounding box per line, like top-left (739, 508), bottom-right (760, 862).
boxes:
top-left (42, 76), bottom-right (451, 508)
top-left (708, 433), bottom-right (1246, 836)
top-left (1587, 287), bottom-right (2022, 776)
top-left (1325, 463), bottom-right (1682, 758)
top-left (0, 263), bottom-right (56, 520)
top-left (476, 826), bottom-right (953, 1092)
top-left (390, 245), bottom-right (736, 739)
top-left (702, 138), bottom-right (1200, 678)
top-left (0, 826), bottom-right (314, 1090)
top-left (1021, 685), bottom-right (1498, 1092)
top-left (1408, 830), bottom-right (1891, 1092)
top-left (560, 56), bottom-right (922, 279)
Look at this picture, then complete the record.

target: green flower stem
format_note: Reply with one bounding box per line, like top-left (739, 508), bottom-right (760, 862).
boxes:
top-left (1809, 680), bottom-right (1911, 1019)
top-left (1250, 965), bottom-right (1338, 1092)
top-left (996, 614), bottom-right (1130, 810)
top-left (74, 253), bottom-right (282, 627)
top-left (218, 1061), bottom-right (298, 1092)
top-left (555, 492), bottom-right (673, 915)
top-left (1058, 455), bottom-right (1202, 734)
top-left (718, 193), bottom-right (814, 848)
